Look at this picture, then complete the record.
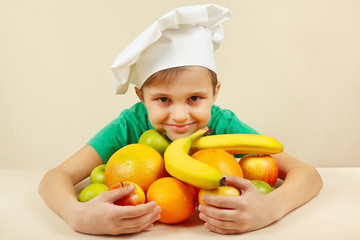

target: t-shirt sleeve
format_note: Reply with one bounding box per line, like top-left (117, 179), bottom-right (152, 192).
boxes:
top-left (87, 103), bottom-right (151, 163)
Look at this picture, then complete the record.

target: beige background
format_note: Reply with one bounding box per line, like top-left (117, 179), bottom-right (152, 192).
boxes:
top-left (1, 0), bottom-right (359, 169)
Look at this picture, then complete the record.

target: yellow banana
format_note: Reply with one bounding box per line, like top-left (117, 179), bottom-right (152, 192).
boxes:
top-left (164, 127), bottom-right (226, 189)
top-left (190, 134), bottom-right (283, 155)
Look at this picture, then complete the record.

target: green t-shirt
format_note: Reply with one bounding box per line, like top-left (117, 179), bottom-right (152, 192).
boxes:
top-left (88, 102), bottom-right (259, 163)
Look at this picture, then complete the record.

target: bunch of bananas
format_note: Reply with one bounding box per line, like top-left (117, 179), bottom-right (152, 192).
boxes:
top-left (164, 127), bottom-right (283, 189)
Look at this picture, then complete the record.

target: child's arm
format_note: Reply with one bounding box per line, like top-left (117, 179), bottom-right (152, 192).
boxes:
top-left (38, 144), bottom-right (161, 235)
top-left (198, 152), bottom-right (323, 234)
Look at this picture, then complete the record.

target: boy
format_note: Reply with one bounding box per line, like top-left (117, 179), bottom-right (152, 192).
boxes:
top-left (39, 4), bottom-right (322, 235)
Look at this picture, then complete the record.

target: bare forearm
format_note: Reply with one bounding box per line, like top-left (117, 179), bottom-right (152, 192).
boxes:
top-left (39, 145), bottom-right (103, 220)
top-left (271, 154), bottom-right (323, 219)
top-left (38, 170), bottom-right (80, 224)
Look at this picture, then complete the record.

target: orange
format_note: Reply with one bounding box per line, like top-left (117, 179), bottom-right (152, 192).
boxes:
top-left (105, 143), bottom-right (166, 192)
top-left (190, 149), bottom-right (243, 203)
top-left (146, 177), bottom-right (195, 224)
top-left (191, 149), bottom-right (244, 178)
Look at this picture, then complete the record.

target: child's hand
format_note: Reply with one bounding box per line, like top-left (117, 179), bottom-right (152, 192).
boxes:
top-left (198, 175), bottom-right (277, 234)
top-left (70, 184), bottom-right (161, 235)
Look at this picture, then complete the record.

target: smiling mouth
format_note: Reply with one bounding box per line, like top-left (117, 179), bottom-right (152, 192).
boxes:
top-left (166, 123), bottom-right (194, 133)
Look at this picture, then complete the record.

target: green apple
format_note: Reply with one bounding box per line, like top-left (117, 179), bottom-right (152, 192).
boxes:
top-left (251, 180), bottom-right (273, 194)
top-left (78, 183), bottom-right (109, 202)
top-left (138, 129), bottom-right (170, 156)
top-left (90, 164), bottom-right (106, 184)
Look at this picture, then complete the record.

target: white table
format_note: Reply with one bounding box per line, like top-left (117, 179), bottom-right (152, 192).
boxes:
top-left (1, 168), bottom-right (359, 240)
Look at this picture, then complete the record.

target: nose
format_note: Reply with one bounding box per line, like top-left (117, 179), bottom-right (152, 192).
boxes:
top-left (170, 104), bottom-right (189, 123)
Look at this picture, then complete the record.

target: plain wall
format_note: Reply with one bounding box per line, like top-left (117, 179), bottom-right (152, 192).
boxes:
top-left (1, 0), bottom-right (360, 169)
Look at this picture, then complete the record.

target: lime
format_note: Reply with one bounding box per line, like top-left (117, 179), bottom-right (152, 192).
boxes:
top-left (251, 180), bottom-right (273, 194)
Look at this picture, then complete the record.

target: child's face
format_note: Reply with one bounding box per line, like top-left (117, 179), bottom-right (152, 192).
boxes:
top-left (136, 66), bottom-right (220, 141)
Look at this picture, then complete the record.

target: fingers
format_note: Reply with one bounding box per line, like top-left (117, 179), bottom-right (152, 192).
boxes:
top-left (199, 176), bottom-right (260, 210)
top-left (198, 176), bottom-right (249, 209)
top-left (199, 213), bottom-right (238, 234)
top-left (197, 176), bottom-right (272, 235)
top-left (198, 205), bottom-right (235, 221)
top-left (204, 222), bottom-right (241, 235)
top-left (100, 185), bottom-right (135, 203)
top-left (104, 202), bottom-right (161, 235)
top-left (121, 206), bottom-right (161, 232)
top-left (199, 208), bottom-right (247, 234)
top-left (120, 201), bottom-right (160, 219)
top-left (198, 203), bottom-right (249, 234)
top-left (225, 175), bottom-right (255, 192)
top-left (200, 194), bottom-right (240, 209)
top-left (106, 217), bottom-right (156, 235)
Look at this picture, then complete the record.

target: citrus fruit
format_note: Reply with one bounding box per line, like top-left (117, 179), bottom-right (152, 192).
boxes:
top-left (138, 129), bottom-right (170, 156)
top-left (198, 185), bottom-right (241, 205)
top-left (190, 149), bottom-right (243, 203)
top-left (146, 177), bottom-right (195, 224)
top-left (191, 149), bottom-right (244, 177)
top-left (105, 143), bottom-right (166, 192)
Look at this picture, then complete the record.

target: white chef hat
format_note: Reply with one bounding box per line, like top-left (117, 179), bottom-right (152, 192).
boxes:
top-left (111, 4), bottom-right (231, 94)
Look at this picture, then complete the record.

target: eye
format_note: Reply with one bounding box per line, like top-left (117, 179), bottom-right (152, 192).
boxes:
top-left (189, 96), bottom-right (201, 102)
top-left (158, 97), bottom-right (170, 103)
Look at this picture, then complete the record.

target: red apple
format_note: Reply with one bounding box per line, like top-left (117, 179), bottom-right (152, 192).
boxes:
top-left (239, 155), bottom-right (278, 187)
top-left (108, 182), bottom-right (146, 206)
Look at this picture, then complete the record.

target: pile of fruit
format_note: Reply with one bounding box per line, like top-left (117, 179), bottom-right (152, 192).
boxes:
top-left (78, 127), bottom-right (283, 224)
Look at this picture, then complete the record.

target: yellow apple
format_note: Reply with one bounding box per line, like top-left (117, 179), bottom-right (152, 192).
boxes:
top-left (90, 164), bottom-right (106, 184)
top-left (78, 183), bottom-right (109, 202)
top-left (198, 186), bottom-right (241, 205)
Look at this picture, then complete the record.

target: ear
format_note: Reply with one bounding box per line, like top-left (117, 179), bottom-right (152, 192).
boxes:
top-left (135, 87), bottom-right (145, 103)
top-left (213, 81), bottom-right (221, 102)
